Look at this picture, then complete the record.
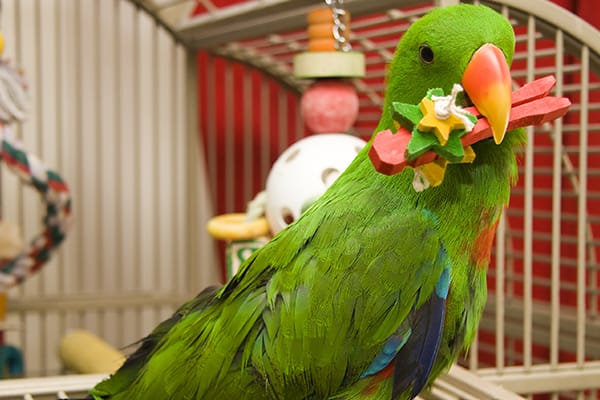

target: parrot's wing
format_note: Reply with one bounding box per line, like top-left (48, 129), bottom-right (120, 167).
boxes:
top-left (246, 198), bottom-right (451, 398)
top-left (338, 207), bottom-right (451, 399)
top-left (91, 285), bottom-right (221, 397)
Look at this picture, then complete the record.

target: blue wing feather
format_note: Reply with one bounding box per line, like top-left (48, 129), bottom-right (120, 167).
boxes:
top-left (360, 329), bottom-right (412, 378)
top-left (393, 263), bottom-right (450, 398)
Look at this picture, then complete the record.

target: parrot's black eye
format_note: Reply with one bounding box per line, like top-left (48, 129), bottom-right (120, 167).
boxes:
top-left (419, 45), bottom-right (434, 64)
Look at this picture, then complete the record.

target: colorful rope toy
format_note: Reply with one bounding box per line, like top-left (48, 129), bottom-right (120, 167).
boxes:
top-left (0, 127), bottom-right (72, 289)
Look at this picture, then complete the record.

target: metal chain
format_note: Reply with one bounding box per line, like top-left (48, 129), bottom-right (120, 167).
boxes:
top-left (325, 0), bottom-right (351, 51)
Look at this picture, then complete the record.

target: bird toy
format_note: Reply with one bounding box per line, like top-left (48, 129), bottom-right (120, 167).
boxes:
top-left (0, 48), bottom-right (71, 289)
top-left (294, 0), bottom-right (365, 134)
top-left (0, 127), bottom-right (72, 289)
top-left (369, 75), bottom-right (571, 190)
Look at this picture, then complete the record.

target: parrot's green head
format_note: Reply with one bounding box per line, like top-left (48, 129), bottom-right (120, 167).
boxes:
top-left (380, 4), bottom-right (515, 144)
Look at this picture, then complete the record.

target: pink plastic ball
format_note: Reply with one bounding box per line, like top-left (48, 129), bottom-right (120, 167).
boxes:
top-left (301, 80), bottom-right (359, 133)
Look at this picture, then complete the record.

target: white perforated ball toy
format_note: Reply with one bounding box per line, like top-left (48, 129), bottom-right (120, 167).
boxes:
top-left (265, 133), bottom-right (366, 234)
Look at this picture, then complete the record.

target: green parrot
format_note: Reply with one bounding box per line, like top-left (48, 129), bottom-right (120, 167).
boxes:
top-left (89, 4), bottom-right (524, 400)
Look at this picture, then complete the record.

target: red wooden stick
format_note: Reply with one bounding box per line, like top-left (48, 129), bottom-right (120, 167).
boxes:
top-left (369, 75), bottom-right (571, 175)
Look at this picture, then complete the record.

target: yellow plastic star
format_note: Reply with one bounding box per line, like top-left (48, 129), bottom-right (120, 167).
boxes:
top-left (417, 98), bottom-right (466, 146)
top-left (417, 158), bottom-right (448, 188)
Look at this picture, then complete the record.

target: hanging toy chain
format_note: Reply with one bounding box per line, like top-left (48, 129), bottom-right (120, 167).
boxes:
top-left (294, 0), bottom-right (364, 79)
top-left (325, 0), bottom-right (351, 51)
top-left (0, 127), bottom-right (72, 289)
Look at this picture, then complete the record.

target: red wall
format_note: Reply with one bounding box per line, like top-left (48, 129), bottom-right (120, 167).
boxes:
top-left (552, 0), bottom-right (599, 28)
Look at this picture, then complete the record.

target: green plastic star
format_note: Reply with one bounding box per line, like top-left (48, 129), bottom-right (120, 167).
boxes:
top-left (392, 88), bottom-right (446, 127)
top-left (392, 102), bottom-right (422, 129)
top-left (407, 127), bottom-right (466, 163)
top-left (391, 88), bottom-right (476, 163)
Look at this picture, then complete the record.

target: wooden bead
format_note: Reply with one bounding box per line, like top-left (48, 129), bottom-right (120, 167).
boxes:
top-left (307, 39), bottom-right (338, 52)
top-left (293, 51), bottom-right (365, 78)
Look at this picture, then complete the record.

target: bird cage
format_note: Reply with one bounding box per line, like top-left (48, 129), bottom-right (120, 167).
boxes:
top-left (0, 0), bottom-right (598, 399)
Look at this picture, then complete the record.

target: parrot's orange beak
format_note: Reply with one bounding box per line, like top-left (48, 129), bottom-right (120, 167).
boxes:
top-left (462, 43), bottom-right (512, 144)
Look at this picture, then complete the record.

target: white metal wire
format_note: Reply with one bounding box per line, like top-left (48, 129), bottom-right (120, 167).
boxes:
top-left (0, 373), bottom-right (104, 399)
top-left (576, 44), bottom-right (589, 400)
top-left (549, 27), bottom-right (564, 400)
top-left (522, 14), bottom-right (536, 373)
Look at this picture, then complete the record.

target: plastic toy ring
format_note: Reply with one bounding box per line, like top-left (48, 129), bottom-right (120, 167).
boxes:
top-left (207, 213), bottom-right (270, 241)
